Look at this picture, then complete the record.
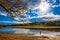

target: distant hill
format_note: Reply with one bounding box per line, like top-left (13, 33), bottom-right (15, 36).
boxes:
top-left (12, 20), bottom-right (60, 26)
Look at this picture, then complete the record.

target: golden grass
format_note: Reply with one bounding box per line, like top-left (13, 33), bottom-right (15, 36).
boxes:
top-left (0, 32), bottom-right (60, 40)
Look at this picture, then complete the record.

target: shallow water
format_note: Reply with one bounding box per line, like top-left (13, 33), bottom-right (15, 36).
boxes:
top-left (0, 27), bottom-right (60, 36)
top-left (0, 27), bottom-right (41, 34)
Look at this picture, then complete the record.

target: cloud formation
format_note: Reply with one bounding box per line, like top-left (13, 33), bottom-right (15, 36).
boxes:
top-left (0, 0), bottom-right (60, 23)
top-left (28, 0), bottom-right (60, 21)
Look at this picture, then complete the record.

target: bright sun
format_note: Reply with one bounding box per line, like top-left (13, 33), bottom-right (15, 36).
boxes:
top-left (34, 0), bottom-right (51, 15)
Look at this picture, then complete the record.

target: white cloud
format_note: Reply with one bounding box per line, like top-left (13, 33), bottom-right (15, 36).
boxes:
top-left (0, 0), bottom-right (60, 22)
top-left (25, 0), bottom-right (60, 20)
top-left (27, 0), bottom-right (60, 21)
top-left (0, 12), bottom-right (7, 16)
top-left (52, 4), bottom-right (60, 8)
top-left (42, 13), bottom-right (60, 21)
top-left (28, 12), bottom-right (60, 19)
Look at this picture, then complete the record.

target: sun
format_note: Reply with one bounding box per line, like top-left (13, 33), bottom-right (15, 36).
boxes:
top-left (33, 0), bottom-right (51, 15)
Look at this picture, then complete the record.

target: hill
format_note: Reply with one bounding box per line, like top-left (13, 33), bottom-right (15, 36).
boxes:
top-left (11, 20), bottom-right (60, 26)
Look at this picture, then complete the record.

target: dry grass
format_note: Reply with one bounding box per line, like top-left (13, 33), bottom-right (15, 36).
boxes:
top-left (0, 32), bottom-right (60, 40)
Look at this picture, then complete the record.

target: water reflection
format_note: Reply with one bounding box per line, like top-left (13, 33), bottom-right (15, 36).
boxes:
top-left (0, 27), bottom-right (41, 34)
top-left (0, 27), bottom-right (60, 36)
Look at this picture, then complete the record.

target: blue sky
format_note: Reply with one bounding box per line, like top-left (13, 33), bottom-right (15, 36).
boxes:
top-left (0, 0), bottom-right (60, 24)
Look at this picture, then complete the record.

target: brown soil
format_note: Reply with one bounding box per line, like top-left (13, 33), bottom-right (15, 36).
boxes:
top-left (0, 32), bottom-right (60, 40)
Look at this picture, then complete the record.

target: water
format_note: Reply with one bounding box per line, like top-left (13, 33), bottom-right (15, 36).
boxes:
top-left (0, 27), bottom-right (60, 36)
top-left (0, 27), bottom-right (46, 34)
top-left (0, 27), bottom-right (40, 34)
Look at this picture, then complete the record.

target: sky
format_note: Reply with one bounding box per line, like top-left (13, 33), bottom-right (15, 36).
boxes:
top-left (0, 0), bottom-right (60, 24)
